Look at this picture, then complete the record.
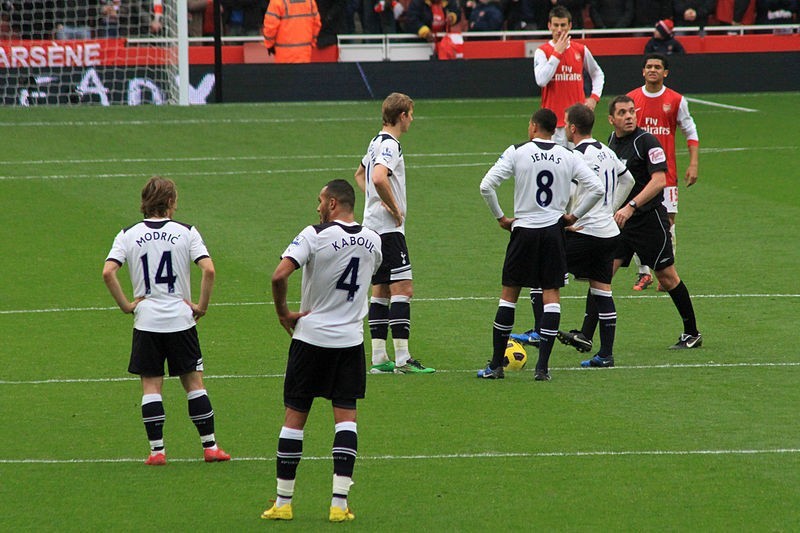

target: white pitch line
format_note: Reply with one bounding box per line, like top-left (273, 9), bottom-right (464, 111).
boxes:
top-left (2, 362), bottom-right (798, 385)
top-left (2, 447), bottom-right (798, 464)
top-left (0, 152), bottom-right (500, 166)
top-left (1, 293), bottom-right (797, 316)
top-left (685, 97), bottom-right (759, 112)
top-left (0, 162), bottom-right (489, 181)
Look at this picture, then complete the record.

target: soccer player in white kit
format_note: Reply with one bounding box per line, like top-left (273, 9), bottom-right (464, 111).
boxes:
top-left (477, 108), bottom-right (605, 381)
top-left (263, 180), bottom-right (382, 523)
top-left (354, 92), bottom-right (434, 374)
top-left (103, 176), bottom-right (230, 465)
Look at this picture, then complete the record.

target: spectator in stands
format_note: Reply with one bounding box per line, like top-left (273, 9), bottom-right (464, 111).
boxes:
top-left (361, 0), bottom-right (398, 33)
top-left (634, 0), bottom-right (673, 27)
top-left (716, 0), bottom-right (756, 25)
top-left (755, 0), bottom-right (797, 25)
top-left (0, 0), bottom-right (19, 39)
top-left (317, 0), bottom-right (349, 47)
top-left (503, 0), bottom-right (538, 30)
top-left (187, 0), bottom-right (208, 37)
top-left (674, 0), bottom-right (716, 27)
top-left (405, 0), bottom-right (460, 41)
top-left (55, 0), bottom-right (97, 39)
top-left (556, 0), bottom-right (586, 28)
top-left (223, 0), bottom-right (267, 35)
top-left (468, 0), bottom-right (504, 30)
top-left (590, 0), bottom-right (635, 29)
top-left (645, 18), bottom-right (685, 53)
top-left (9, 0), bottom-right (56, 39)
top-left (262, 0), bottom-right (321, 62)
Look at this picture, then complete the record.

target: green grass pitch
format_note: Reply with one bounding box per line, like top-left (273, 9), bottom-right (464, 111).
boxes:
top-left (1, 93), bottom-right (799, 531)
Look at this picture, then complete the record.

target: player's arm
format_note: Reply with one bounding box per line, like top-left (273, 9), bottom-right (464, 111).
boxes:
top-left (582, 47), bottom-right (604, 110)
top-left (270, 257), bottom-right (307, 336)
top-left (677, 97), bottom-right (700, 187)
top-left (611, 167), bottom-right (635, 211)
top-left (371, 163), bottom-right (403, 226)
top-left (533, 48), bottom-right (559, 88)
top-left (102, 260), bottom-right (142, 314)
top-left (685, 143), bottom-right (699, 187)
top-left (479, 146), bottom-right (515, 231)
top-left (186, 257), bottom-right (214, 320)
top-left (354, 163), bottom-right (367, 193)
top-left (614, 170), bottom-right (666, 229)
top-left (569, 157), bottom-right (604, 220)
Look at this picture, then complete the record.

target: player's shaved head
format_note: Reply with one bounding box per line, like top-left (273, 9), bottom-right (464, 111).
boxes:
top-left (323, 179), bottom-right (356, 211)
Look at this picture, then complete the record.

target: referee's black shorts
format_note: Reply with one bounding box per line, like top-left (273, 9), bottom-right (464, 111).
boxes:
top-left (566, 231), bottom-right (619, 284)
top-left (283, 339), bottom-right (366, 413)
top-left (502, 223), bottom-right (567, 290)
top-left (615, 207), bottom-right (675, 271)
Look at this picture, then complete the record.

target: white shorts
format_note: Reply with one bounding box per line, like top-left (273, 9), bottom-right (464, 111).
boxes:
top-left (553, 127), bottom-right (572, 148)
top-left (662, 186), bottom-right (678, 214)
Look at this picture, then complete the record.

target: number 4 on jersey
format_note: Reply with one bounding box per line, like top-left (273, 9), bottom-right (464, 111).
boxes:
top-left (336, 257), bottom-right (360, 302)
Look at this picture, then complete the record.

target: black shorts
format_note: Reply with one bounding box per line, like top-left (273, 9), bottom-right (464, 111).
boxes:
top-left (615, 207), bottom-right (675, 270)
top-left (372, 232), bottom-right (412, 285)
top-left (566, 231), bottom-right (619, 284)
top-left (129, 327), bottom-right (204, 377)
top-left (283, 339), bottom-right (366, 412)
top-left (502, 223), bottom-right (567, 290)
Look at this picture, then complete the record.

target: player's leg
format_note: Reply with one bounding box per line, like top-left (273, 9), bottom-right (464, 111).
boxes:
top-left (140, 375), bottom-right (167, 465)
top-left (367, 283), bottom-right (392, 372)
top-left (179, 370), bottom-right (230, 462)
top-left (580, 281), bottom-right (616, 368)
top-left (329, 404), bottom-right (357, 522)
top-left (170, 327), bottom-right (229, 462)
top-left (510, 287), bottom-right (543, 346)
top-left (632, 253), bottom-right (653, 291)
top-left (534, 288), bottom-right (561, 381)
top-left (390, 279), bottom-right (433, 373)
top-left (479, 285), bottom-right (522, 378)
top-left (659, 189), bottom-right (679, 291)
top-left (262, 405), bottom-right (310, 520)
top-left (654, 265), bottom-right (702, 349)
top-left (130, 329), bottom-right (168, 465)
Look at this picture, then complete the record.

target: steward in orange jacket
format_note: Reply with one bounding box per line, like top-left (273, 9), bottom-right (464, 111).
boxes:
top-left (262, 0), bottom-right (322, 63)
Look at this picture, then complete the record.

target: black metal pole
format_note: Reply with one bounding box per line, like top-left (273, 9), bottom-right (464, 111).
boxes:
top-left (213, 0), bottom-right (223, 103)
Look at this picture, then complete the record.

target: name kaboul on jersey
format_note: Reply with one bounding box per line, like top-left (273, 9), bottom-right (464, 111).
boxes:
top-left (331, 235), bottom-right (376, 253)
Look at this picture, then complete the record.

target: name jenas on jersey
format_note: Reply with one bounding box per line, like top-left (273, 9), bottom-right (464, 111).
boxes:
top-left (331, 235), bottom-right (376, 254)
top-left (530, 151), bottom-right (562, 165)
top-left (135, 230), bottom-right (183, 247)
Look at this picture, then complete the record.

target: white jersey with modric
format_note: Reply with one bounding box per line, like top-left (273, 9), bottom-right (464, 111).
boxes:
top-left (571, 139), bottom-right (635, 238)
top-left (480, 139), bottom-right (605, 229)
top-left (106, 218), bottom-right (209, 333)
top-left (361, 131), bottom-right (407, 235)
top-left (282, 220), bottom-right (382, 348)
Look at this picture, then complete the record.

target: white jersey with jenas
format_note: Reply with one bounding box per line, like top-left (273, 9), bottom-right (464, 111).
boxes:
top-left (361, 131), bottom-right (407, 235)
top-left (480, 138), bottom-right (605, 229)
top-left (282, 220), bottom-right (382, 348)
top-left (106, 218), bottom-right (209, 333)
top-left (571, 139), bottom-right (635, 238)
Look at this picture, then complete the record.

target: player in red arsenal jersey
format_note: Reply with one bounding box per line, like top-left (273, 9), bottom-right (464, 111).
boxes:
top-left (534, 6), bottom-right (605, 147)
top-left (626, 53), bottom-right (699, 291)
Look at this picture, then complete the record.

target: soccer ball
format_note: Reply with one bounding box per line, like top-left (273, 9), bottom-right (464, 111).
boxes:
top-left (503, 339), bottom-right (528, 371)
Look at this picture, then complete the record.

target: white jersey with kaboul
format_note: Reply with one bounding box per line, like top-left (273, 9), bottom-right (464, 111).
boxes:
top-left (361, 131), bottom-right (407, 235)
top-left (571, 139), bottom-right (635, 238)
top-left (480, 138), bottom-right (605, 229)
top-left (282, 220), bottom-right (382, 348)
top-left (106, 218), bottom-right (209, 333)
